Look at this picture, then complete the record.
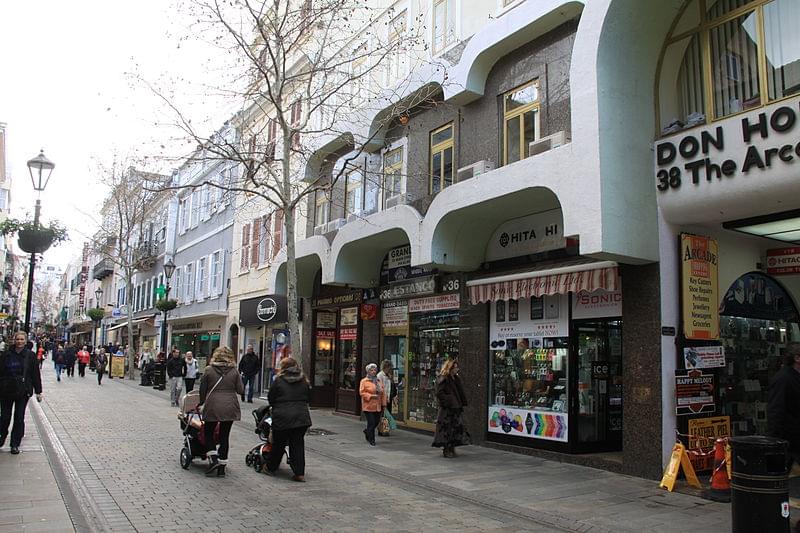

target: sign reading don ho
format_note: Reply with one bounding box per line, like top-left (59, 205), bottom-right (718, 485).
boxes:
top-left (240, 295), bottom-right (287, 326)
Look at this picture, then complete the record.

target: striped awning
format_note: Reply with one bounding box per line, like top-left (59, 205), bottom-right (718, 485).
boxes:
top-left (468, 261), bottom-right (619, 304)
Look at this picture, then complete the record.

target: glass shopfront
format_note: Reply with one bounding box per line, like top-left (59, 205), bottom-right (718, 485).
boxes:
top-left (171, 331), bottom-right (219, 372)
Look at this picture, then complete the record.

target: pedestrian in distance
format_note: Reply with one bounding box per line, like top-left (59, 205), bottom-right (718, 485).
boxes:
top-left (54, 345), bottom-right (66, 382)
top-left (0, 331), bottom-right (43, 454)
top-left (184, 351), bottom-right (198, 393)
top-left (432, 358), bottom-right (471, 458)
top-left (36, 345), bottom-right (45, 368)
top-left (359, 363), bottom-right (385, 446)
top-left (166, 348), bottom-right (187, 407)
top-left (768, 342), bottom-right (800, 467)
top-left (265, 357), bottom-right (311, 482)
top-left (95, 350), bottom-right (107, 385)
top-left (64, 343), bottom-right (77, 378)
top-left (198, 346), bottom-right (244, 477)
top-left (238, 344), bottom-right (261, 403)
top-left (77, 346), bottom-right (91, 378)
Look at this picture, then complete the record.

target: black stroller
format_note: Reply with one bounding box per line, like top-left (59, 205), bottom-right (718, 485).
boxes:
top-left (178, 390), bottom-right (218, 469)
top-left (245, 404), bottom-right (273, 472)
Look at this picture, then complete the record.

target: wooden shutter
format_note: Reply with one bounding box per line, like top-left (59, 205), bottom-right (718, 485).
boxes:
top-left (272, 210), bottom-right (284, 257)
top-left (240, 223), bottom-right (251, 271)
top-left (251, 218), bottom-right (261, 265)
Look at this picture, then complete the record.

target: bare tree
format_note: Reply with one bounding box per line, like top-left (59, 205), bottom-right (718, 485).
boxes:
top-left (92, 159), bottom-right (165, 378)
top-left (33, 277), bottom-right (60, 329)
top-left (147, 0), bottom-right (442, 363)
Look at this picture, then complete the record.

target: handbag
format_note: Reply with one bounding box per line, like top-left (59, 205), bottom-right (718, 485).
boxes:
top-left (378, 415), bottom-right (390, 436)
top-left (198, 374), bottom-right (224, 414)
top-left (383, 408), bottom-right (398, 430)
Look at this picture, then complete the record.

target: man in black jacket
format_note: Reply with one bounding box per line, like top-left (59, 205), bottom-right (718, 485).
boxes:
top-left (768, 342), bottom-right (800, 465)
top-left (0, 332), bottom-right (43, 454)
top-left (238, 344), bottom-right (261, 403)
top-left (64, 342), bottom-right (77, 378)
top-left (166, 349), bottom-right (187, 407)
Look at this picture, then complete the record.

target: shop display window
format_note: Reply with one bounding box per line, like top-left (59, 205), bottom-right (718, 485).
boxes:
top-left (338, 337), bottom-right (358, 390)
top-left (407, 311), bottom-right (459, 425)
top-left (490, 338), bottom-right (569, 412)
top-left (314, 336), bottom-right (334, 386)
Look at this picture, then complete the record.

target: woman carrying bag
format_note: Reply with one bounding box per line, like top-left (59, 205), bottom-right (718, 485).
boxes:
top-left (359, 363), bottom-right (385, 446)
top-left (199, 346), bottom-right (244, 477)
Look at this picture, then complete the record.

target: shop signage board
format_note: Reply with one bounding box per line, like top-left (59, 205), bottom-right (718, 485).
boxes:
top-left (110, 355), bottom-right (125, 378)
top-left (173, 321), bottom-right (204, 332)
top-left (408, 293), bottom-right (460, 313)
top-left (339, 327), bottom-right (358, 340)
top-left (489, 294), bottom-right (568, 347)
top-left (675, 369), bottom-right (716, 416)
top-left (312, 290), bottom-right (362, 308)
top-left (360, 304), bottom-right (377, 320)
top-left (488, 405), bottom-right (568, 442)
top-left (381, 301), bottom-right (408, 333)
top-left (485, 209), bottom-right (565, 261)
top-left (572, 289), bottom-right (622, 319)
top-left (766, 247), bottom-right (800, 275)
top-left (380, 275), bottom-right (436, 300)
top-left (683, 345), bottom-right (725, 369)
top-left (340, 307), bottom-right (359, 326)
top-left (316, 329), bottom-right (336, 339)
top-left (688, 416), bottom-right (730, 449)
top-left (316, 311), bottom-right (337, 329)
top-left (381, 245), bottom-right (432, 285)
top-left (681, 234), bottom-right (719, 340)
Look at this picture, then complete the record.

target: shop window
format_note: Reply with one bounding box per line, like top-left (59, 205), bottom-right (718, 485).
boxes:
top-left (383, 147), bottom-right (403, 207)
top-left (429, 123), bottom-right (454, 195)
top-left (659, 0), bottom-right (800, 131)
top-left (345, 168), bottom-right (364, 216)
top-left (503, 80), bottom-right (540, 165)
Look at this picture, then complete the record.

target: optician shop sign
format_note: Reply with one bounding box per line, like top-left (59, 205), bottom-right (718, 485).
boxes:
top-left (655, 98), bottom-right (800, 225)
top-left (485, 209), bottom-right (565, 262)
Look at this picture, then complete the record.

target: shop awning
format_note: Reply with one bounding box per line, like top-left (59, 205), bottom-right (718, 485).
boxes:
top-left (71, 330), bottom-right (91, 336)
top-left (467, 260), bottom-right (619, 304)
top-left (106, 323), bottom-right (127, 332)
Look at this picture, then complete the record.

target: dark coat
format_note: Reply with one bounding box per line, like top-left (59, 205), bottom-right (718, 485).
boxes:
top-left (199, 363), bottom-right (244, 422)
top-left (267, 367), bottom-right (312, 431)
top-left (767, 365), bottom-right (800, 453)
top-left (64, 346), bottom-right (77, 366)
top-left (436, 374), bottom-right (468, 410)
top-left (0, 347), bottom-right (42, 397)
top-left (238, 351), bottom-right (261, 377)
top-left (166, 356), bottom-right (186, 378)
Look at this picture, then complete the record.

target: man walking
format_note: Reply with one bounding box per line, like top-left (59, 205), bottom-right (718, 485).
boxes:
top-left (166, 348), bottom-right (187, 407)
top-left (768, 342), bottom-right (800, 466)
top-left (64, 343), bottom-right (77, 378)
top-left (77, 346), bottom-right (90, 377)
top-left (238, 344), bottom-right (261, 403)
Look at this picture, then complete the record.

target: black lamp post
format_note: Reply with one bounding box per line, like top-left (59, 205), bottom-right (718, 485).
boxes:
top-left (23, 150), bottom-right (55, 334)
top-left (160, 259), bottom-right (176, 353)
top-left (93, 288), bottom-right (103, 351)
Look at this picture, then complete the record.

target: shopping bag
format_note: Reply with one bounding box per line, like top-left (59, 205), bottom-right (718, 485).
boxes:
top-left (384, 408), bottom-right (397, 430)
top-left (378, 416), bottom-right (390, 436)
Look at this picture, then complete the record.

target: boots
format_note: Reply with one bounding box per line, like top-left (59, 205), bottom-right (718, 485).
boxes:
top-left (205, 452), bottom-right (219, 476)
top-left (216, 460), bottom-right (227, 477)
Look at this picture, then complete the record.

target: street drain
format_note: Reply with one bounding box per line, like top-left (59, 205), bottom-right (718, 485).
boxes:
top-left (307, 427), bottom-right (335, 436)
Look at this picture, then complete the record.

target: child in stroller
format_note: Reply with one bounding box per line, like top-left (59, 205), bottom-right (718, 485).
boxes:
top-left (178, 390), bottom-right (219, 469)
top-left (245, 404), bottom-right (290, 472)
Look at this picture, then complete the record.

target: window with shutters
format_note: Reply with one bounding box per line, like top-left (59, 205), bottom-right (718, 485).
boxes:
top-left (173, 268), bottom-right (181, 304)
top-left (266, 119), bottom-right (277, 161)
top-left (210, 250), bottom-right (223, 295)
top-left (145, 279), bottom-right (152, 309)
top-left (290, 100), bottom-right (302, 149)
top-left (240, 223), bottom-right (251, 272)
top-left (197, 257), bottom-right (208, 300)
top-left (190, 190), bottom-right (201, 228)
top-left (179, 197), bottom-right (189, 234)
top-left (201, 184), bottom-right (212, 220)
top-left (258, 214), bottom-right (269, 265)
top-left (272, 210), bottom-right (284, 258)
top-left (250, 218), bottom-right (261, 266)
top-left (184, 263), bottom-right (194, 302)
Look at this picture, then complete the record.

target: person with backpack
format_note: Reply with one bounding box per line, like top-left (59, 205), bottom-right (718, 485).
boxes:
top-left (54, 345), bottom-right (66, 382)
top-left (0, 331), bottom-right (43, 454)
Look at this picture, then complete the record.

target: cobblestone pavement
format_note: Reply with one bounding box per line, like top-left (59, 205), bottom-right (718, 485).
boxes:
top-left (22, 368), bottom-right (732, 532)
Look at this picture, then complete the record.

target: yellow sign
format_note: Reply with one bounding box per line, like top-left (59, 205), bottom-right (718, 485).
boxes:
top-left (688, 416), bottom-right (730, 449)
top-left (681, 234), bottom-right (719, 340)
top-left (0, 313), bottom-right (9, 320)
top-left (110, 355), bottom-right (125, 378)
top-left (660, 442), bottom-right (701, 492)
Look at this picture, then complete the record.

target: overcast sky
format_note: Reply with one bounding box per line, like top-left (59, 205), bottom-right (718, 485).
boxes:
top-left (0, 0), bottom-right (235, 269)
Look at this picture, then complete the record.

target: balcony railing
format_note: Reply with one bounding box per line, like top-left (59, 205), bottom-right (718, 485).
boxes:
top-left (133, 242), bottom-right (157, 271)
top-left (93, 258), bottom-right (114, 280)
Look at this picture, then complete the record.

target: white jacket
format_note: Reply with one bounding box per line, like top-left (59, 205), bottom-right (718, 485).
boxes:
top-left (377, 371), bottom-right (392, 404)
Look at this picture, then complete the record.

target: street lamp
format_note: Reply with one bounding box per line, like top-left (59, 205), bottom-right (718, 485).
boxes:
top-left (160, 259), bottom-right (176, 353)
top-left (23, 150), bottom-right (55, 334)
top-left (93, 288), bottom-right (103, 351)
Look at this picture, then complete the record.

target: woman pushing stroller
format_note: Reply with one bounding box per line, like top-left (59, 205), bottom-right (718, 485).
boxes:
top-left (199, 346), bottom-right (244, 477)
top-left (265, 357), bottom-right (311, 482)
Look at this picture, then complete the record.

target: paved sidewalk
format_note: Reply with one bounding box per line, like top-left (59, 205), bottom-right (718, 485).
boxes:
top-left (0, 401), bottom-right (74, 532)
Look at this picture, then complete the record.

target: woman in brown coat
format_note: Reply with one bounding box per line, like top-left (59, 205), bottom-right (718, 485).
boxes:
top-left (199, 346), bottom-right (244, 477)
top-left (432, 358), bottom-right (471, 458)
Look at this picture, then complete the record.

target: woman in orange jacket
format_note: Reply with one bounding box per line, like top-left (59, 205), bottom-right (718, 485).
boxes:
top-left (359, 363), bottom-right (385, 446)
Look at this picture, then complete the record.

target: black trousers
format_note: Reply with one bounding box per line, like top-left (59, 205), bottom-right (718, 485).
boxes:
top-left (184, 378), bottom-right (195, 393)
top-left (97, 369), bottom-right (104, 385)
top-left (267, 426), bottom-right (307, 476)
top-left (204, 420), bottom-right (233, 461)
top-left (66, 363), bottom-right (75, 377)
top-left (364, 411), bottom-right (381, 443)
top-left (78, 363), bottom-right (87, 377)
top-left (0, 396), bottom-right (29, 447)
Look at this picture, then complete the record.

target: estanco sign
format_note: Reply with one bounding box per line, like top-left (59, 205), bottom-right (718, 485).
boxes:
top-left (655, 97), bottom-right (800, 225)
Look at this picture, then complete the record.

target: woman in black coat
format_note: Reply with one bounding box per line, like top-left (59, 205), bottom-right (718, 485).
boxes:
top-left (265, 357), bottom-right (311, 481)
top-left (0, 332), bottom-right (43, 454)
top-left (432, 358), bottom-right (471, 458)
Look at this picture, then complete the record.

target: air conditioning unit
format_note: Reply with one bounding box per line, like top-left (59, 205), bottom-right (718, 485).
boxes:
top-left (385, 193), bottom-right (409, 209)
top-left (456, 160), bottom-right (494, 182)
top-left (313, 224), bottom-right (326, 236)
top-left (325, 218), bottom-right (346, 233)
top-left (528, 131), bottom-right (567, 157)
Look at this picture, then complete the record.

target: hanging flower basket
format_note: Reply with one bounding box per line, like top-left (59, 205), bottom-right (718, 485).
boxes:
top-left (87, 308), bottom-right (106, 322)
top-left (155, 299), bottom-right (178, 312)
top-left (18, 228), bottom-right (56, 254)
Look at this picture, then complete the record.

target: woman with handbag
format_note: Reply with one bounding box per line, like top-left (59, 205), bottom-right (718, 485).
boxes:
top-left (0, 332), bottom-right (43, 454)
top-left (265, 357), bottom-right (312, 482)
top-left (432, 358), bottom-right (471, 458)
top-left (359, 363), bottom-right (385, 446)
top-left (199, 346), bottom-right (244, 477)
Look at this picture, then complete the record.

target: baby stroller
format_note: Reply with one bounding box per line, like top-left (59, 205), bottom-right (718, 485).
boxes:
top-left (245, 404), bottom-right (273, 472)
top-left (178, 390), bottom-right (219, 469)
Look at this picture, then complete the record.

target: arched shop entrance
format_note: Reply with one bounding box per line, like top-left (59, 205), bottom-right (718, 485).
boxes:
top-left (719, 272), bottom-right (800, 436)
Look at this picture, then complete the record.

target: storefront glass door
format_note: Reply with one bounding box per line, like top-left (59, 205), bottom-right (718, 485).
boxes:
top-left (382, 335), bottom-right (406, 422)
top-left (575, 320), bottom-right (623, 449)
